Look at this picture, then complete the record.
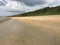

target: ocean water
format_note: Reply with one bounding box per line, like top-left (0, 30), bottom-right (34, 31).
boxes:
top-left (0, 12), bottom-right (23, 16)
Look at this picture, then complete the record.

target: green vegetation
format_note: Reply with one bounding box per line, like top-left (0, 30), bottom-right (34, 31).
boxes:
top-left (12, 6), bottom-right (60, 17)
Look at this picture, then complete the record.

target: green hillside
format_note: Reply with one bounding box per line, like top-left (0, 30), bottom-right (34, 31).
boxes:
top-left (12, 6), bottom-right (60, 17)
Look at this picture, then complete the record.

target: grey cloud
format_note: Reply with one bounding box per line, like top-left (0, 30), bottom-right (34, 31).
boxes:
top-left (0, 1), bottom-right (5, 6)
top-left (13, 0), bottom-right (46, 6)
top-left (0, 0), bottom-right (7, 6)
top-left (3, 0), bottom-right (7, 3)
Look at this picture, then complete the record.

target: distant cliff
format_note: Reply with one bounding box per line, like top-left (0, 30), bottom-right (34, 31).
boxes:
top-left (12, 6), bottom-right (60, 17)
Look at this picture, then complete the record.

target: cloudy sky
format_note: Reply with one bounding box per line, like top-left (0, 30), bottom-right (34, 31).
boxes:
top-left (0, 0), bottom-right (60, 16)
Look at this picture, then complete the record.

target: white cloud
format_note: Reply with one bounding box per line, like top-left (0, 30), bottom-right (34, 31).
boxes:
top-left (0, 1), bottom-right (47, 12)
top-left (0, 0), bottom-right (60, 16)
top-left (46, 0), bottom-right (54, 4)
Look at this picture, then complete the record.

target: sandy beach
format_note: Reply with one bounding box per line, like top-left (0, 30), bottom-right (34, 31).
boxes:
top-left (0, 15), bottom-right (60, 45)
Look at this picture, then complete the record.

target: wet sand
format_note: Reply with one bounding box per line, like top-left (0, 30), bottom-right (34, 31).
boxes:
top-left (0, 15), bottom-right (60, 45)
top-left (0, 17), bottom-right (11, 23)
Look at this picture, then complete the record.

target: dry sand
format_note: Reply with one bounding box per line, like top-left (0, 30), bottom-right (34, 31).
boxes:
top-left (0, 15), bottom-right (60, 45)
